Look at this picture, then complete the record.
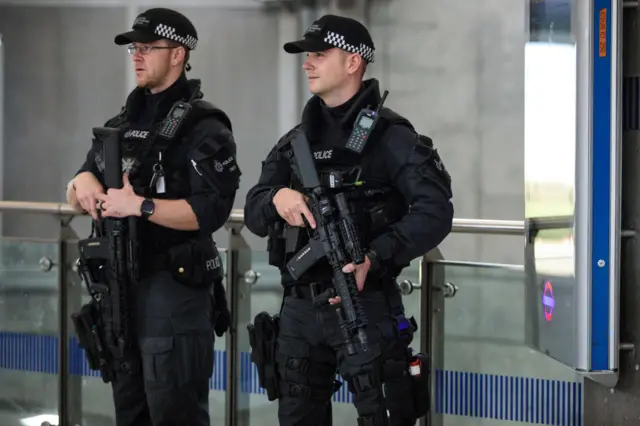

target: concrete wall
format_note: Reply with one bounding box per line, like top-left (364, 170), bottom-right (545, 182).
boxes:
top-left (367, 0), bottom-right (526, 266)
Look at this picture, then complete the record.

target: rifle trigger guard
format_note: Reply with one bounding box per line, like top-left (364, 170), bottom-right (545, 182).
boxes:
top-left (312, 288), bottom-right (335, 308)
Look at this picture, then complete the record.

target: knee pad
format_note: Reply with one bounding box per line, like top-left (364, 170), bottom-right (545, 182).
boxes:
top-left (356, 409), bottom-right (389, 426)
top-left (347, 371), bottom-right (387, 422)
top-left (349, 372), bottom-right (381, 395)
top-left (279, 354), bottom-right (338, 401)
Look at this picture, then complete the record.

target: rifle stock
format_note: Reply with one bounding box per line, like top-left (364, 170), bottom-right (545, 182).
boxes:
top-left (285, 130), bottom-right (369, 355)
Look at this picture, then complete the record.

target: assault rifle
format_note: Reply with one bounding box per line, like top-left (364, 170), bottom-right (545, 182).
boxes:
top-left (72, 127), bottom-right (139, 380)
top-left (285, 130), bottom-right (368, 355)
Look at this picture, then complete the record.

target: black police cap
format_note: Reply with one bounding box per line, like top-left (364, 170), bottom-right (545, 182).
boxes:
top-left (283, 14), bottom-right (375, 63)
top-left (114, 8), bottom-right (198, 50)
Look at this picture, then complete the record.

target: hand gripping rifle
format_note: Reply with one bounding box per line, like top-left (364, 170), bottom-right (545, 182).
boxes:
top-left (74, 127), bottom-right (139, 377)
top-left (285, 130), bottom-right (368, 355)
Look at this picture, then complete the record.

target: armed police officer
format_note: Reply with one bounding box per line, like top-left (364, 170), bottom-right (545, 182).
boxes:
top-left (244, 14), bottom-right (453, 426)
top-left (66, 8), bottom-right (240, 426)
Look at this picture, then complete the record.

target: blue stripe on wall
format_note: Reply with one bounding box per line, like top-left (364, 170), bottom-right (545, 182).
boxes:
top-left (591, 0), bottom-right (612, 372)
top-left (435, 370), bottom-right (582, 426)
top-left (0, 332), bottom-right (582, 424)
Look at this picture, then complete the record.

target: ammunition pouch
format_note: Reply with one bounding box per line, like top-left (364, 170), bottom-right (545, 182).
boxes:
top-left (168, 236), bottom-right (223, 288)
top-left (266, 220), bottom-right (286, 268)
top-left (408, 352), bottom-right (430, 419)
top-left (70, 301), bottom-right (115, 383)
top-left (247, 311), bottom-right (280, 401)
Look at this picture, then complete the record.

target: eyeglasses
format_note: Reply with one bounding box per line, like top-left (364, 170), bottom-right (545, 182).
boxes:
top-left (127, 44), bottom-right (176, 55)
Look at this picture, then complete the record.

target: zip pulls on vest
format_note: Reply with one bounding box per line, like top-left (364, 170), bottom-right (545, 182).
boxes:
top-left (323, 169), bottom-right (365, 189)
top-left (150, 151), bottom-right (166, 194)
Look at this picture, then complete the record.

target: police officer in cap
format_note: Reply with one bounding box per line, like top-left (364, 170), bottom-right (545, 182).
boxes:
top-left (245, 14), bottom-right (454, 426)
top-left (66, 7), bottom-right (240, 426)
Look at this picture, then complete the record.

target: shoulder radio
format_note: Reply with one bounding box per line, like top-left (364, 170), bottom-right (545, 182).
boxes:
top-left (345, 89), bottom-right (389, 154)
top-left (157, 102), bottom-right (192, 139)
top-left (157, 84), bottom-right (201, 140)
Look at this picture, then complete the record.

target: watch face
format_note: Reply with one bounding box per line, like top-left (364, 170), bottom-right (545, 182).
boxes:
top-left (142, 199), bottom-right (154, 215)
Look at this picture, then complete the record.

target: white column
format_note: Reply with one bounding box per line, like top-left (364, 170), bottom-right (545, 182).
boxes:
top-left (124, 4), bottom-right (139, 97)
top-left (0, 34), bottom-right (4, 235)
top-left (297, 6), bottom-right (318, 109)
top-left (277, 9), bottom-right (300, 136)
top-left (327, 0), bottom-right (366, 19)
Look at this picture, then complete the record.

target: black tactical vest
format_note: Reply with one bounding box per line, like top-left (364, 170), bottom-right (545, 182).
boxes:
top-left (93, 79), bottom-right (232, 256)
top-left (97, 100), bottom-right (231, 200)
top-left (269, 108), bottom-right (411, 282)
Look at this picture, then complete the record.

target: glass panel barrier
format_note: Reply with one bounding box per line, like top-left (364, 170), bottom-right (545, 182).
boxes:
top-left (0, 238), bottom-right (61, 426)
top-left (436, 263), bottom-right (583, 426)
top-left (234, 250), bottom-right (423, 425)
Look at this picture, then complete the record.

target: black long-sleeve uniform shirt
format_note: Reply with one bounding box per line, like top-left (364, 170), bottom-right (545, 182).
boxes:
top-left (76, 74), bottom-right (240, 258)
top-left (244, 79), bottom-right (453, 279)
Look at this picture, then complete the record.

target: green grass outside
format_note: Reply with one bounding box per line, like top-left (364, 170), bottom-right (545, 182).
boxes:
top-left (525, 200), bottom-right (573, 240)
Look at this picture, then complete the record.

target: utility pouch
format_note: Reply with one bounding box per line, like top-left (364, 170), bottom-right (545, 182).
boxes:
top-left (168, 237), bottom-right (222, 288)
top-left (70, 301), bottom-right (114, 383)
top-left (267, 221), bottom-right (286, 267)
top-left (247, 311), bottom-right (281, 401)
top-left (408, 352), bottom-right (430, 418)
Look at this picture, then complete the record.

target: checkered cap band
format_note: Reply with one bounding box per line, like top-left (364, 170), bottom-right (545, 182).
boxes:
top-left (323, 30), bottom-right (375, 63)
top-left (154, 23), bottom-right (198, 50)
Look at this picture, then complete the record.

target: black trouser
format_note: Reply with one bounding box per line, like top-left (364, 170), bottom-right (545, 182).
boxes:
top-left (107, 270), bottom-right (215, 426)
top-left (276, 284), bottom-right (417, 426)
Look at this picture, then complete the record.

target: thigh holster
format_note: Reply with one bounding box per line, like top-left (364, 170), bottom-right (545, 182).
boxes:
top-left (381, 357), bottom-right (416, 423)
top-left (408, 352), bottom-right (430, 419)
top-left (71, 301), bottom-right (115, 383)
top-left (247, 311), bottom-right (281, 401)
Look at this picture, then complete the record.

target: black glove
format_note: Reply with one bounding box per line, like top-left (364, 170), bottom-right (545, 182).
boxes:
top-left (212, 279), bottom-right (231, 337)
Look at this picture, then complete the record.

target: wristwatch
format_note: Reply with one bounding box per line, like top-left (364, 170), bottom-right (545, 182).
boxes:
top-left (140, 198), bottom-right (155, 218)
top-left (366, 248), bottom-right (381, 274)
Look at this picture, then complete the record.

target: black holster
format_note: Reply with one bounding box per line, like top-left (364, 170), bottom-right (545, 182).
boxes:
top-left (70, 301), bottom-right (115, 383)
top-left (247, 311), bottom-right (280, 401)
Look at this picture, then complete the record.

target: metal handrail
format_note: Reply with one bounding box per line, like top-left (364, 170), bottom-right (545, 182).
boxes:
top-left (0, 201), bottom-right (78, 215)
top-left (227, 208), bottom-right (527, 235)
top-left (0, 201), bottom-right (527, 236)
top-left (431, 259), bottom-right (525, 271)
top-left (450, 218), bottom-right (524, 235)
